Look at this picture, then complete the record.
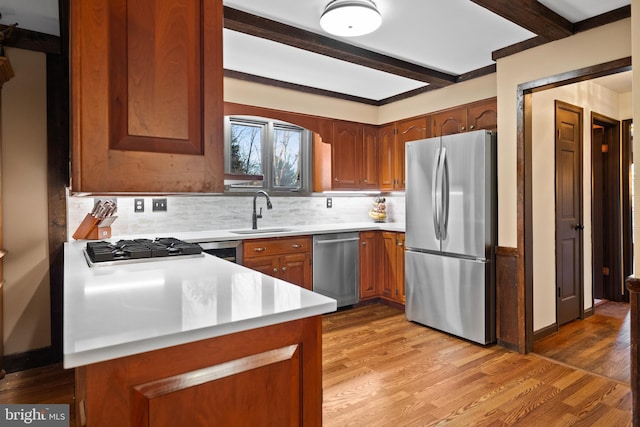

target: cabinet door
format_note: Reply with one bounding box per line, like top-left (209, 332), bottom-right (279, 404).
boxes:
top-left (468, 98), bottom-right (497, 132)
top-left (280, 253), bottom-right (313, 290)
top-left (396, 233), bottom-right (406, 304)
top-left (331, 121), bottom-right (362, 189)
top-left (243, 256), bottom-right (280, 279)
top-left (71, 0), bottom-right (224, 192)
top-left (380, 232), bottom-right (396, 300)
top-left (396, 117), bottom-right (429, 190)
top-left (432, 107), bottom-right (468, 137)
top-left (361, 125), bottom-right (379, 189)
top-left (378, 124), bottom-right (396, 191)
top-left (359, 232), bottom-right (379, 299)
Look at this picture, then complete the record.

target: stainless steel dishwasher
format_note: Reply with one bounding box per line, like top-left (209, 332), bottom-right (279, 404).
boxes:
top-left (313, 232), bottom-right (359, 307)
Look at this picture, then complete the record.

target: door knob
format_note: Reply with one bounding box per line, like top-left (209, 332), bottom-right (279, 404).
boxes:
top-left (573, 224), bottom-right (584, 230)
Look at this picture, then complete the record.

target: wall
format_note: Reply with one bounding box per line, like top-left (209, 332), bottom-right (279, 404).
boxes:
top-left (1, 47), bottom-right (51, 354)
top-left (67, 194), bottom-right (406, 240)
top-left (531, 81), bottom-right (630, 331)
top-left (496, 19), bottom-right (632, 249)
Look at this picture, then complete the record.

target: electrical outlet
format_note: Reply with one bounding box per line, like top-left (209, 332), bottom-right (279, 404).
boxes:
top-left (134, 198), bottom-right (144, 213)
top-left (152, 198), bottom-right (167, 212)
top-left (326, 197), bottom-right (332, 208)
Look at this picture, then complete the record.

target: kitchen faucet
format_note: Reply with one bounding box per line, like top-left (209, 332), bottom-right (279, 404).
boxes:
top-left (252, 190), bottom-right (273, 229)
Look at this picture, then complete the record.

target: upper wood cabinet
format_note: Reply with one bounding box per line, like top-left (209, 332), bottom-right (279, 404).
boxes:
top-left (331, 121), bottom-right (379, 190)
top-left (71, 0), bottom-right (224, 192)
top-left (379, 117), bottom-right (429, 191)
top-left (431, 98), bottom-right (497, 137)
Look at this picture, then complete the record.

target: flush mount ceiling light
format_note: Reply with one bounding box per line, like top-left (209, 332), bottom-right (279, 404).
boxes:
top-left (320, 0), bottom-right (382, 37)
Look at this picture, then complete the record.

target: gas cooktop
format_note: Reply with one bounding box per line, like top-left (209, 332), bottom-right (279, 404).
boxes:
top-left (84, 238), bottom-right (203, 266)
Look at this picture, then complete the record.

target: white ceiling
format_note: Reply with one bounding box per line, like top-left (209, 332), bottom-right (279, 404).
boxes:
top-left (0, 0), bottom-right (632, 101)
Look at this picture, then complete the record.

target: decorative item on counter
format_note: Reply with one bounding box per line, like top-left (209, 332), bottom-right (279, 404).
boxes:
top-left (368, 196), bottom-right (387, 222)
top-left (72, 199), bottom-right (118, 240)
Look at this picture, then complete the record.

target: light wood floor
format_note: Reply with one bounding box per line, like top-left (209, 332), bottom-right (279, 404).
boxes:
top-left (534, 300), bottom-right (630, 384)
top-left (322, 304), bottom-right (631, 426)
top-left (0, 303), bottom-right (632, 426)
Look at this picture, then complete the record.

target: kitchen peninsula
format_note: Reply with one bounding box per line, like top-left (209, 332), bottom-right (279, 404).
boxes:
top-left (63, 241), bottom-right (336, 426)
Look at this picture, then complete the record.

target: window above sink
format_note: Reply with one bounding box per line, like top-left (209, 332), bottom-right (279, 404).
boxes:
top-left (223, 116), bottom-right (312, 194)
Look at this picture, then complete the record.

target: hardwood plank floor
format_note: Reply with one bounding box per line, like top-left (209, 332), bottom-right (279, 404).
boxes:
top-left (322, 304), bottom-right (631, 426)
top-left (534, 300), bottom-right (630, 384)
top-left (0, 303), bottom-right (632, 426)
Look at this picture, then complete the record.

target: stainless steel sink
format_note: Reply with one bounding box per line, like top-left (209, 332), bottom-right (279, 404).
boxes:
top-left (230, 228), bottom-right (292, 234)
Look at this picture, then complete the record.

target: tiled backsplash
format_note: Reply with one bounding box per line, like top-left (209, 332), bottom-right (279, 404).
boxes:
top-left (66, 193), bottom-right (406, 240)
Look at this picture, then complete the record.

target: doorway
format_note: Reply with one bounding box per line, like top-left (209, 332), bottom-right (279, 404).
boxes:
top-left (591, 113), bottom-right (625, 303)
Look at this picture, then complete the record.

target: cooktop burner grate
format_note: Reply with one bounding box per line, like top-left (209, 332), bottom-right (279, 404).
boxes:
top-left (85, 238), bottom-right (203, 266)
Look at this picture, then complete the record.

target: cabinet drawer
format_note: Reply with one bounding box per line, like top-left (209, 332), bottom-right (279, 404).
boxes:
top-left (244, 236), bottom-right (312, 258)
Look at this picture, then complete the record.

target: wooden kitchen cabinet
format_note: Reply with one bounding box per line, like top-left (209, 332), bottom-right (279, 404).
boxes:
top-left (331, 121), bottom-right (379, 190)
top-left (359, 231), bottom-right (380, 299)
top-left (70, 0), bottom-right (224, 192)
top-left (378, 117), bottom-right (429, 191)
top-left (431, 98), bottom-right (497, 137)
top-left (381, 232), bottom-right (405, 304)
top-left (243, 237), bottom-right (313, 290)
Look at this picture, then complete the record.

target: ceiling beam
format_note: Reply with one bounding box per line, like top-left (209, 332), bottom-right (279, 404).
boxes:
top-left (470, 0), bottom-right (573, 41)
top-left (0, 25), bottom-right (61, 55)
top-left (223, 7), bottom-right (457, 88)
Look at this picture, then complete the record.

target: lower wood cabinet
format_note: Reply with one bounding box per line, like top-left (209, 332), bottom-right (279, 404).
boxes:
top-left (359, 231), bottom-right (405, 304)
top-left (75, 316), bottom-right (323, 426)
top-left (381, 232), bottom-right (405, 304)
top-left (359, 231), bottom-right (380, 299)
top-left (243, 236), bottom-right (313, 290)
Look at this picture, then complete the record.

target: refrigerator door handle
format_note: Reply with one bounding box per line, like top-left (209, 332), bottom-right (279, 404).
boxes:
top-left (431, 149), bottom-right (442, 240)
top-left (441, 148), bottom-right (450, 240)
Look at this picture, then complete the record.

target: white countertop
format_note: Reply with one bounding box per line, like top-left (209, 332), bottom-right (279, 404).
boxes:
top-left (63, 241), bottom-right (337, 368)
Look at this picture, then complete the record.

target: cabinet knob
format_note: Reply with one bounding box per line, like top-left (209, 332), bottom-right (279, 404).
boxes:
top-left (461, 126), bottom-right (466, 131)
top-left (282, 267), bottom-right (287, 272)
top-left (254, 247), bottom-right (266, 252)
top-left (273, 268), bottom-right (278, 273)
top-left (291, 244), bottom-right (302, 249)
top-left (470, 125), bottom-right (475, 130)
top-left (364, 179), bottom-right (368, 183)
top-left (362, 241), bottom-right (367, 246)
top-left (334, 177), bottom-right (339, 182)
top-left (397, 242), bottom-right (404, 247)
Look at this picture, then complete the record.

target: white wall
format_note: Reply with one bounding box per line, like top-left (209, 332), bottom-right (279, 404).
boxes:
top-left (531, 81), bottom-right (629, 331)
top-left (1, 47), bottom-right (51, 354)
top-left (496, 19), bottom-right (631, 249)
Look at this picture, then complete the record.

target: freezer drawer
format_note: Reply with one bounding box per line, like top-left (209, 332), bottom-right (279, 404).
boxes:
top-left (405, 250), bottom-right (495, 344)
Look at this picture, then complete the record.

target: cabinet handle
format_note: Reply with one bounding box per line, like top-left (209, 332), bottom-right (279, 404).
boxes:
top-left (291, 244), bottom-right (302, 249)
top-left (254, 247), bottom-right (267, 252)
top-left (273, 268), bottom-right (278, 273)
top-left (282, 267), bottom-right (287, 272)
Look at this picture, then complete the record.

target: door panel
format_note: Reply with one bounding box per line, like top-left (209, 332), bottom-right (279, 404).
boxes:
top-left (405, 251), bottom-right (493, 344)
top-left (405, 138), bottom-right (440, 252)
top-left (440, 131), bottom-right (490, 258)
top-left (555, 101), bottom-right (583, 326)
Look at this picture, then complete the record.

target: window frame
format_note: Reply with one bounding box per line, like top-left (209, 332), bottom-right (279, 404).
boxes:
top-left (223, 116), bottom-right (312, 194)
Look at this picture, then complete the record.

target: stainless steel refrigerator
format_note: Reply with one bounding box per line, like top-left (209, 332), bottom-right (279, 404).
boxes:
top-left (405, 130), bottom-right (496, 345)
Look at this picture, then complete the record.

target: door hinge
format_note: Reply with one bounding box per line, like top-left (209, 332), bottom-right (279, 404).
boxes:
top-left (602, 144), bottom-right (609, 153)
top-left (603, 266), bottom-right (610, 276)
top-left (557, 287), bottom-right (561, 298)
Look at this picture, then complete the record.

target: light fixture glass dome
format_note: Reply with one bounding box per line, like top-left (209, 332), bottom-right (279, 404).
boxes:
top-left (320, 0), bottom-right (382, 37)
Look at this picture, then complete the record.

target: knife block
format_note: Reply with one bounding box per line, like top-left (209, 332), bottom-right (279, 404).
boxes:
top-left (72, 214), bottom-right (113, 240)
